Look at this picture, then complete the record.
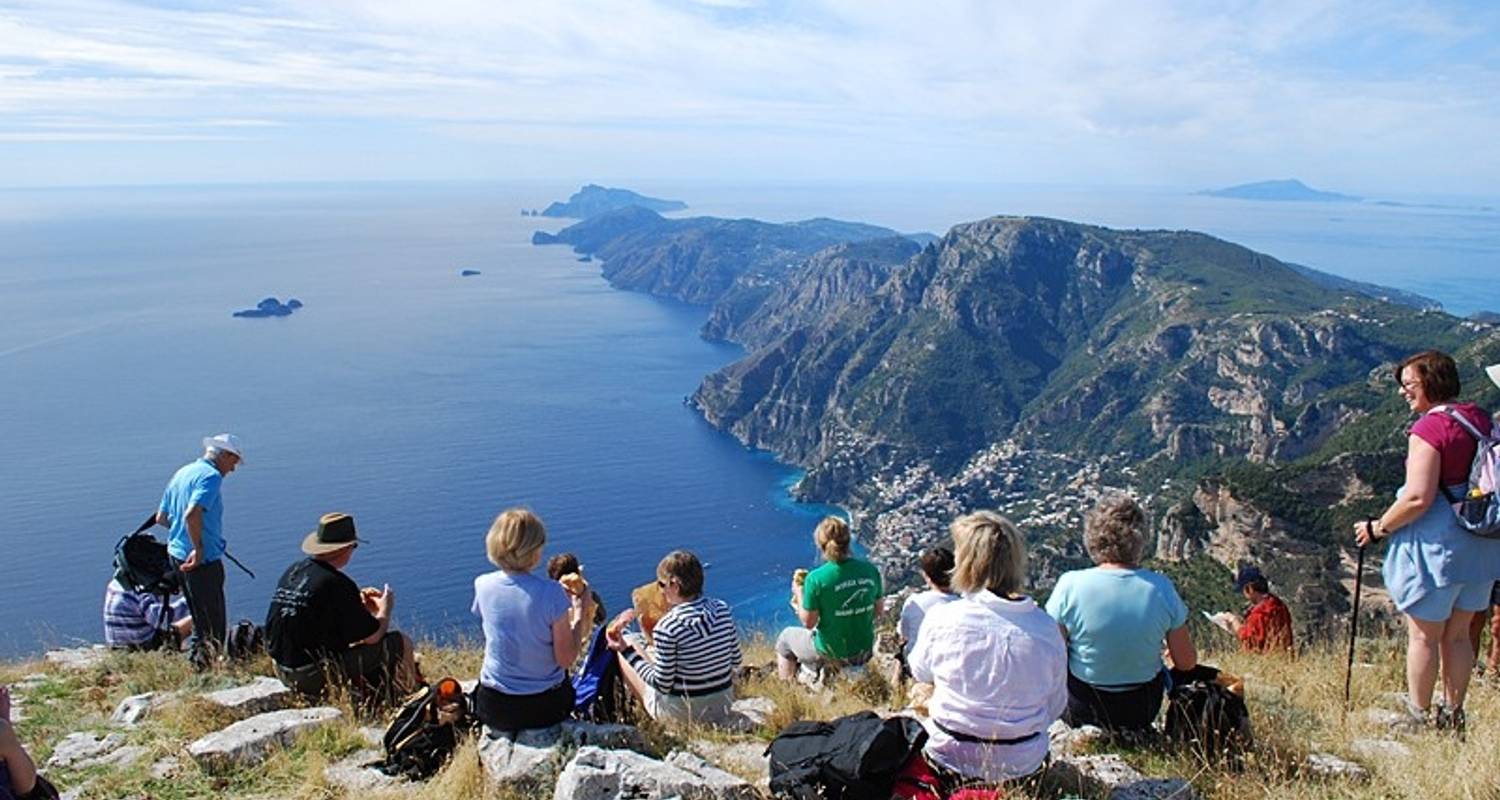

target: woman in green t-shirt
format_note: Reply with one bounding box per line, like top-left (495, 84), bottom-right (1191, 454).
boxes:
top-left (776, 517), bottom-right (883, 681)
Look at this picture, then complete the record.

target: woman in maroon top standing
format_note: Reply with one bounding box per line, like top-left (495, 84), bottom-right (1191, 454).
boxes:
top-left (1354, 351), bottom-right (1499, 732)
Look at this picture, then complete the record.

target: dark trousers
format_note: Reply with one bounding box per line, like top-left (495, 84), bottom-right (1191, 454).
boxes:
top-left (1064, 671), bottom-right (1165, 732)
top-left (172, 556), bottom-right (226, 666)
top-left (474, 680), bottom-right (575, 732)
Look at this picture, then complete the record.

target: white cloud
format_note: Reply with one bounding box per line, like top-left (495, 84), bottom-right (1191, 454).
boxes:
top-left (0, 0), bottom-right (1495, 190)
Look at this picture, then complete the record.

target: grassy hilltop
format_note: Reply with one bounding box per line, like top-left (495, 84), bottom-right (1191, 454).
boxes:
top-left (6, 631), bottom-right (1500, 800)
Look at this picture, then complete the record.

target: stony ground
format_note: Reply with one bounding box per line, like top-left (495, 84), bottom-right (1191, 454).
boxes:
top-left (4, 632), bottom-right (1498, 799)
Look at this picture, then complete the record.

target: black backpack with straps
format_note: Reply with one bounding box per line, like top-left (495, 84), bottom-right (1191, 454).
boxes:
top-left (379, 678), bottom-right (478, 780)
top-left (113, 514), bottom-right (181, 597)
top-left (767, 710), bottom-right (928, 800)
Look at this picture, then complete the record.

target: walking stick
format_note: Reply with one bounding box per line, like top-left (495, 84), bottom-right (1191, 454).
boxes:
top-left (1343, 527), bottom-right (1369, 716)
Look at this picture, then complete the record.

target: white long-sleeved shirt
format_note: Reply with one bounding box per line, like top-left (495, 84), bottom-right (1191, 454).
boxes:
top-left (899, 589), bottom-right (958, 656)
top-left (908, 591), bottom-right (1067, 782)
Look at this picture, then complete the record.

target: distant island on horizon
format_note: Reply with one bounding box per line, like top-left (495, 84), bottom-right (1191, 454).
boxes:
top-left (1200, 178), bottom-right (1360, 203)
top-left (532, 184), bottom-right (688, 219)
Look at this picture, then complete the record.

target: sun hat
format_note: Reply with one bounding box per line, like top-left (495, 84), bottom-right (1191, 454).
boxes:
top-left (1487, 363), bottom-right (1500, 391)
top-left (1234, 564), bottom-right (1266, 591)
top-left (302, 512), bottom-right (365, 555)
top-left (202, 433), bottom-right (245, 464)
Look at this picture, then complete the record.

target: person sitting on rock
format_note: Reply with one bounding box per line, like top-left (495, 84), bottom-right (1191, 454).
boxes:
top-left (907, 511), bottom-right (1066, 784)
top-left (547, 552), bottom-right (606, 627)
top-left (899, 545), bottom-right (958, 659)
top-left (606, 550), bottom-right (742, 726)
top-left (0, 686), bottom-right (52, 800)
top-left (1216, 565), bottom-right (1294, 654)
top-left (265, 513), bottom-right (418, 704)
top-left (472, 508), bottom-right (595, 732)
top-left (1046, 495), bottom-right (1197, 733)
top-left (102, 578), bottom-right (193, 651)
top-left (777, 516), bottom-right (882, 682)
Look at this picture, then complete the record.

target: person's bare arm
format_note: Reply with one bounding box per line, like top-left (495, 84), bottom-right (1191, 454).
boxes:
top-left (180, 505), bottom-right (205, 571)
top-left (0, 687), bottom-right (37, 796)
top-left (552, 594), bottom-right (591, 668)
top-left (792, 585), bottom-right (819, 628)
top-left (155, 510), bottom-right (170, 528)
top-left (1165, 625), bottom-right (1197, 671)
top-left (358, 585), bottom-right (392, 646)
top-left (1356, 436), bottom-right (1440, 546)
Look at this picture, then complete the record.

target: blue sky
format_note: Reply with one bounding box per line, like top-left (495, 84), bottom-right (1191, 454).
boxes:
top-left (1, 0), bottom-right (1497, 193)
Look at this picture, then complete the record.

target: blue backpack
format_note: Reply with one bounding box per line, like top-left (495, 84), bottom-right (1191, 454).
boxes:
top-left (572, 628), bottom-right (625, 722)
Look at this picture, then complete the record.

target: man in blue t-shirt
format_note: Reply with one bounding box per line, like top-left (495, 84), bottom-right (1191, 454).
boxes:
top-left (155, 433), bottom-right (244, 669)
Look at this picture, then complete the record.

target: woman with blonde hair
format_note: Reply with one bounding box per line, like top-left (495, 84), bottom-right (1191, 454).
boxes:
top-left (1046, 495), bottom-right (1196, 732)
top-left (471, 508), bottom-right (594, 732)
top-left (777, 516), bottom-right (882, 681)
top-left (908, 511), bottom-right (1066, 783)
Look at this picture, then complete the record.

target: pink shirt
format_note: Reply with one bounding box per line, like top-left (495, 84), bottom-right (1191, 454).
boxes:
top-left (1411, 403), bottom-right (1492, 487)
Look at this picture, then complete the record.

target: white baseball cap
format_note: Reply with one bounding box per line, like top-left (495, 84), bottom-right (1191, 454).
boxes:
top-left (202, 433), bottom-right (245, 464)
top-left (1488, 364), bottom-right (1500, 392)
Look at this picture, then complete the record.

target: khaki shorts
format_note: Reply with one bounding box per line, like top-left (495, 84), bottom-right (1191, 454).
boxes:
top-left (643, 686), bottom-right (736, 726)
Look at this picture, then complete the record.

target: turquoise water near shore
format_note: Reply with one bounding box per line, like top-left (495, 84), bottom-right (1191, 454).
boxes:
top-left (0, 180), bottom-right (1494, 657)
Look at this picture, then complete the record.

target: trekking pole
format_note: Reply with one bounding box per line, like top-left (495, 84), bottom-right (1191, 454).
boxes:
top-left (1343, 531), bottom-right (1368, 717)
top-left (223, 549), bottom-right (256, 580)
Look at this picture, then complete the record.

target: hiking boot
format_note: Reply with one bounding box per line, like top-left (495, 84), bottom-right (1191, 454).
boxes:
top-left (1434, 705), bottom-right (1467, 738)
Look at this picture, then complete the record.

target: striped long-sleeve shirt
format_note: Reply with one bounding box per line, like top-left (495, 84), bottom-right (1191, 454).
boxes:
top-left (626, 596), bottom-right (742, 697)
top-left (103, 579), bottom-right (189, 648)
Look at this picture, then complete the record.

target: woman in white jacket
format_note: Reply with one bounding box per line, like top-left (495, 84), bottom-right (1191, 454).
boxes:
top-left (908, 511), bottom-right (1067, 784)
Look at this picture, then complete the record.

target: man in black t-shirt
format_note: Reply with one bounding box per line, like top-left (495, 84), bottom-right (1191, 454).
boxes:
top-left (265, 513), bottom-right (417, 703)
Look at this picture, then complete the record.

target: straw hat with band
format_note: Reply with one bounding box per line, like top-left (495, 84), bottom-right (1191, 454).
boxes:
top-left (303, 512), bottom-right (366, 555)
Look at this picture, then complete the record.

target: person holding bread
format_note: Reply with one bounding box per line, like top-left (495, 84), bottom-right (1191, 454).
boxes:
top-left (265, 512), bottom-right (418, 704)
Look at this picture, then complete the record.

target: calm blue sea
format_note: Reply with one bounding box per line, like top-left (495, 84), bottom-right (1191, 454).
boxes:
top-left (0, 180), bottom-right (1495, 657)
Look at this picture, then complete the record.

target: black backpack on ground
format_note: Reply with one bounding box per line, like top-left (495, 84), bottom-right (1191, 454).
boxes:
top-left (767, 710), bottom-right (928, 800)
top-left (113, 515), bottom-right (181, 597)
top-left (379, 678), bottom-right (477, 780)
top-left (226, 619), bottom-right (263, 660)
top-left (1164, 666), bottom-right (1252, 762)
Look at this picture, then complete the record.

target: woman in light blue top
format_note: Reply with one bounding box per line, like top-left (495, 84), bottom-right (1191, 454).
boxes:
top-left (1046, 495), bottom-right (1196, 732)
top-left (472, 508), bottom-right (594, 732)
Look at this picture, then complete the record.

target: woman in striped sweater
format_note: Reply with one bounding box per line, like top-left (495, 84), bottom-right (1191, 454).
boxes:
top-left (606, 550), bottom-right (743, 726)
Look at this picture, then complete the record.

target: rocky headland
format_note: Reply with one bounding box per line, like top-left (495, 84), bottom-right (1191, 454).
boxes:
top-left (537, 209), bottom-right (1500, 637)
top-left (539, 184), bottom-right (688, 219)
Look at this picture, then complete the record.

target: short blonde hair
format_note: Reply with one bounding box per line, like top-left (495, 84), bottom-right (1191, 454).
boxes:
top-left (949, 511), bottom-right (1027, 596)
top-left (814, 516), bottom-right (851, 562)
top-left (1084, 495), bottom-right (1147, 566)
top-left (486, 508), bottom-right (547, 571)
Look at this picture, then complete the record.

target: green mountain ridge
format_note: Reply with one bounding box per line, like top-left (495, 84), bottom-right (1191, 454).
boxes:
top-left (535, 210), bottom-right (1500, 632)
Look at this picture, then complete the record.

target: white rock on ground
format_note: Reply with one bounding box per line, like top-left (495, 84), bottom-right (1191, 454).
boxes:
top-left (1350, 738), bottom-right (1412, 759)
top-left (202, 677), bottom-right (293, 715)
top-left (150, 756), bottom-right (183, 779)
top-left (43, 647), bottom-right (107, 671)
top-left (324, 748), bottom-right (403, 792)
top-left (47, 732), bottom-right (125, 768)
top-left (1048, 719), bottom-right (1107, 755)
top-left (1305, 752), bottom-right (1369, 781)
top-left (479, 732), bottom-right (560, 784)
top-left (664, 751), bottom-right (761, 800)
top-left (553, 746), bottom-right (756, 800)
top-left (687, 741), bottom-right (769, 790)
top-left (80, 745), bottom-right (149, 770)
top-left (1045, 754), bottom-right (1199, 800)
top-left (111, 692), bottom-right (173, 727)
top-left (729, 697), bottom-right (775, 728)
top-left (187, 707), bottom-right (342, 770)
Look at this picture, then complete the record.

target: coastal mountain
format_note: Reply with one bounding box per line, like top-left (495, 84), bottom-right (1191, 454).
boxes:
top-left (533, 207), bottom-right (903, 305)
top-left (1201, 179), bottom-right (1360, 202)
top-left (535, 209), bottom-right (1500, 631)
top-left (540, 184), bottom-right (688, 218)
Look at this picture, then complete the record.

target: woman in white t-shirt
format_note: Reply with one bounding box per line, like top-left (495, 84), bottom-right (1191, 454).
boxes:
top-left (898, 545), bottom-right (957, 659)
top-left (908, 511), bottom-right (1067, 784)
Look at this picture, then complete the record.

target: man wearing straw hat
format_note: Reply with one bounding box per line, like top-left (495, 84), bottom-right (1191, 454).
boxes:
top-left (265, 512), bottom-right (417, 703)
top-left (155, 433), bottom-right (244, 670)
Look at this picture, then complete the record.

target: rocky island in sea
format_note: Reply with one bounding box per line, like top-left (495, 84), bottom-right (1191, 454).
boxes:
top-left (232, 297), bottom-right (303, 318)
top-left (1200, 178), bottom-right (1360, 202)
top-left (539, 184), bottom-right (688, 219)
top-left (534, 206), bottom-right (1500, 637)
